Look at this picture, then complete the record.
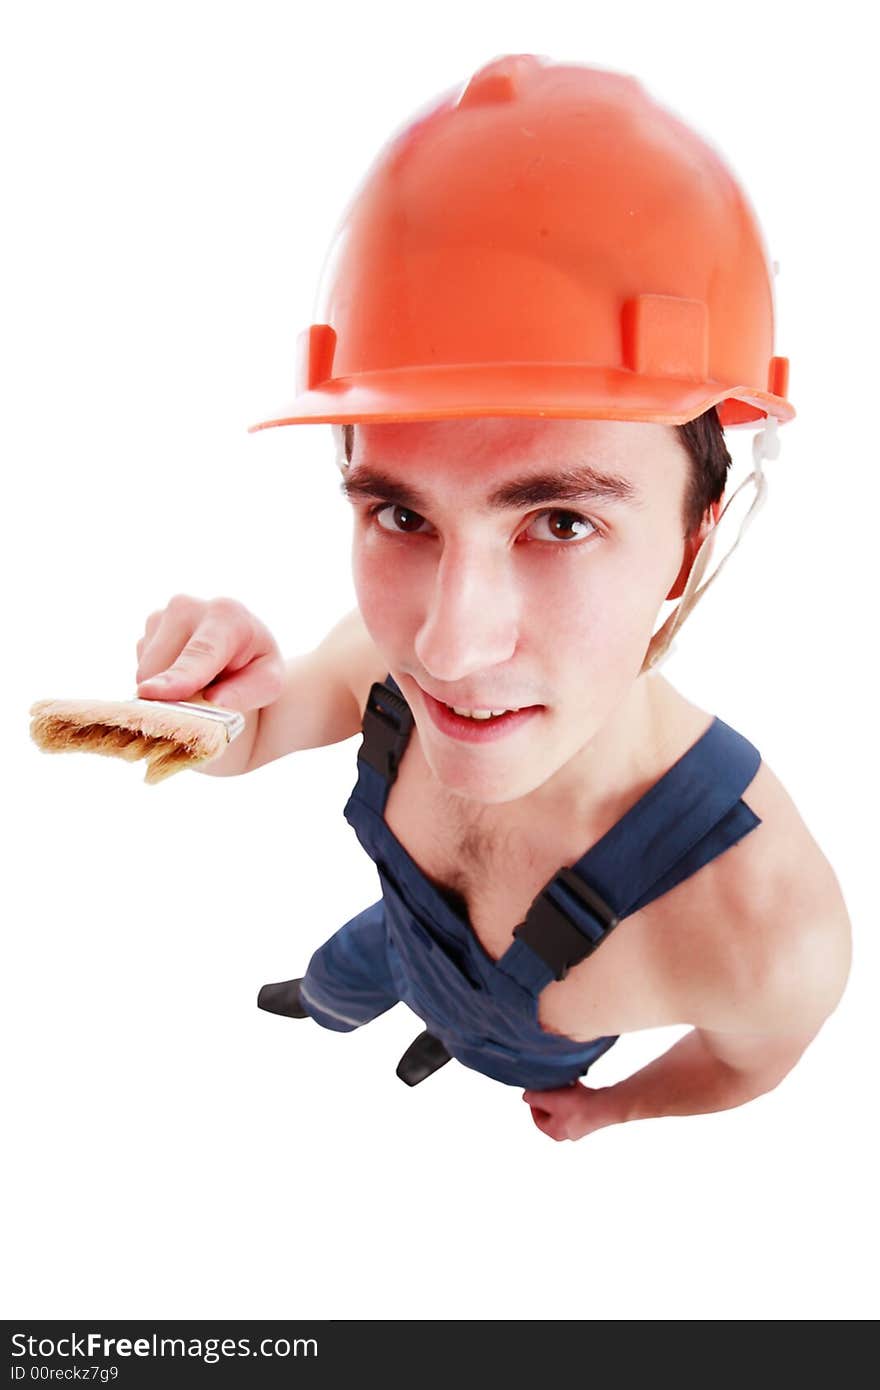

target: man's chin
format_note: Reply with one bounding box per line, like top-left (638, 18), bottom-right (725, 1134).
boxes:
top-left (417, 727), bottom-right (556, 807)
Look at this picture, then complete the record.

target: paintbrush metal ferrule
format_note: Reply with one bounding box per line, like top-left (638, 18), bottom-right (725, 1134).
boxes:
top-left (127, 697), bottom-right (246, 744)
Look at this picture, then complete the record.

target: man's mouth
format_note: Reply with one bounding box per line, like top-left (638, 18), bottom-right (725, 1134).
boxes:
top-left (414, 682), bottom-right (545, 743)
top-left (444, 704), bottom-right (521, 721)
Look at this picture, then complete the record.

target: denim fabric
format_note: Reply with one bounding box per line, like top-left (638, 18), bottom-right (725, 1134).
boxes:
top-left (299, 900), bottom-right (398, 1033)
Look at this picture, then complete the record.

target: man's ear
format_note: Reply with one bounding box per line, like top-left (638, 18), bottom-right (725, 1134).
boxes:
top-left (666, 497), bottom-right (723, 602)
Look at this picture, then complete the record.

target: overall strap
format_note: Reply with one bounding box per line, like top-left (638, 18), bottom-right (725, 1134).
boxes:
top-left (500, 716), bottom-right (763, 992)
top-left (350, 673), bottom-right (414, 816)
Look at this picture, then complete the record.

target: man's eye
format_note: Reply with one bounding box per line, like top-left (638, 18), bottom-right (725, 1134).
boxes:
top-left (367, 503), bottom-right (597, 544)
top-left (370, 504), bottom-right (433, 535)
top-left (523, 510), bottom-right (597, 544)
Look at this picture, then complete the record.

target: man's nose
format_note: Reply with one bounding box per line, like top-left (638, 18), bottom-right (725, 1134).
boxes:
top-left (413, 545), bottom-right (519, 682)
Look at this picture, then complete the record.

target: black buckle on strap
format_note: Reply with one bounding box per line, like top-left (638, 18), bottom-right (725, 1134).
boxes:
top-left (513, 867), bottom-right (619, 982)
top-left (359, 682), bottom-right (414, 783)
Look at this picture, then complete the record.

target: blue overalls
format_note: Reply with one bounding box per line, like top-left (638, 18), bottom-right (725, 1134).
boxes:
top-left (299, 675), bottom-right (763, 1090)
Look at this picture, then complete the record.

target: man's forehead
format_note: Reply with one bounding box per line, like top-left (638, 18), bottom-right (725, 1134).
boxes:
top-left (347, 416), bottom-right (681, 509)
top-left (354, 414), bottom-right (664, 459)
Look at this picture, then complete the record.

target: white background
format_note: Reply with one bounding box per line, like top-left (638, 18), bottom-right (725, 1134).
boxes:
top-left (3, 0), bottom-right (877, 1321)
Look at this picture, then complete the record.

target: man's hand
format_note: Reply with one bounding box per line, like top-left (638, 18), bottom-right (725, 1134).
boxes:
top-left (522, 1081), bottom-right (617, 1142)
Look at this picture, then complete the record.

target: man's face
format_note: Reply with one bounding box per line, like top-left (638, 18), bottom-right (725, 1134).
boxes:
top-left (344, 416), bottom-right (695, 807)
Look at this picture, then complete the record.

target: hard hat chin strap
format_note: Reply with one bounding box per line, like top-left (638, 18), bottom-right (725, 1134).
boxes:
top-left (640, 414), bottom-right (780, 676)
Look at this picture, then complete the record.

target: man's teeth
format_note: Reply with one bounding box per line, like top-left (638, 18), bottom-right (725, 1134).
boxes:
top-left (448, 705), bottom-right (519, 719)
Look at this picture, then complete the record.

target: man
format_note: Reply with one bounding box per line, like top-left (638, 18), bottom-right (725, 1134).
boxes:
top-left (251, 411), bottom-right (850, 1140)
top-left (152, 55), bottom-right (851, 1140)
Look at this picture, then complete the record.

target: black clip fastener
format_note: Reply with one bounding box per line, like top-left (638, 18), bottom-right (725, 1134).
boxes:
top-left (359, 681), bottom-right (415, 783)
top-left (513, 867), bottom-right (620, 981)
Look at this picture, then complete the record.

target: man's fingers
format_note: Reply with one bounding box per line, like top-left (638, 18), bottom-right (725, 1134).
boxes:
top-left (137, 605), bottom-right (249, 698)
top-left (136, 596), bottom-right (202, 685)
top-left (200, 652), bottom-right (286, 712)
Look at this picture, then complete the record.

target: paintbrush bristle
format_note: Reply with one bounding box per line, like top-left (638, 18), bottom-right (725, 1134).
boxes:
top-left (28, 695), bottom-right (244, 784)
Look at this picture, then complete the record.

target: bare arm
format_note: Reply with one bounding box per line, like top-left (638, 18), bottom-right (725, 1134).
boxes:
top-left (243, 607), bottom-right (389, 774)
top-left (196, 646), bottom-right (359, 778)
top-left (523, 890), bottom-right (852, 1141)
top-left (522, 1026), bottom-right (817, 1144)
top-left (601, 902), bottom-right (851, 1127)
top-left (598, 1024), bottom-right (816, 1124)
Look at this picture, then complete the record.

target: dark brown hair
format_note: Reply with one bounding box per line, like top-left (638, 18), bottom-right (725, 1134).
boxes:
top-left (341, 405), bottom-right (731, 540)
top-left (676, 405), bottom-right (732, 539)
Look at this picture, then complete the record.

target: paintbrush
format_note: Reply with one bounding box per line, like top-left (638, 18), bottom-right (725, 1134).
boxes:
top-left (28, 693), bottom-right (245, 784)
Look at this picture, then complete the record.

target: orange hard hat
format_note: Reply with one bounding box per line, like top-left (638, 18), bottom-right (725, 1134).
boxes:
top-left (249, 53), bottom-right (793, 434)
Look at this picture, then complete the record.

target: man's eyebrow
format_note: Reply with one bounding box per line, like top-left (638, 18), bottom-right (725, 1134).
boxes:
top-left (338, 463), bottom-right (644, 511)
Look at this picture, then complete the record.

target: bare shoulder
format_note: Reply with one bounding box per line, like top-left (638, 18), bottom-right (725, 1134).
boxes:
top-left (318, 605), bottom-right (390, 723)
top-left (680, 752), bottom-right (853, 1038)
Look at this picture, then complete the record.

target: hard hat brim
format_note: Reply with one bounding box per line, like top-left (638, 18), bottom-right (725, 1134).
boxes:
top-left (247, 363), bottom-right (794, 433)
